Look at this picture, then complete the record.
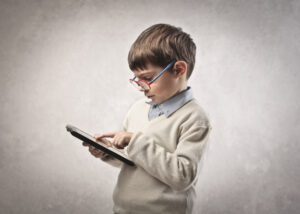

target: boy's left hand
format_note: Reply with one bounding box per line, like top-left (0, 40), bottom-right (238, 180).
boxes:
top-left (95, 131), bottom-right (133, 149)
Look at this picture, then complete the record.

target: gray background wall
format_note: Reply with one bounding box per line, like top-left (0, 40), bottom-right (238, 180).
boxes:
top-left (0, 0), bottom-right (299, 213)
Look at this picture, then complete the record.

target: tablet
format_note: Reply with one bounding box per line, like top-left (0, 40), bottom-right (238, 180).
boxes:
top-left (66, 124), bottom-right (134, 166)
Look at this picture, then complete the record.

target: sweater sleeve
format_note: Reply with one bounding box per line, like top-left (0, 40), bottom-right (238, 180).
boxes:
top-left (126, 121), bottom-right (211, 191)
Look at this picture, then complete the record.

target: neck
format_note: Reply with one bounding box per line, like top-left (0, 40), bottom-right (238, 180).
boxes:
top-left (166, 85), bottom-right (188, 103)
top-left (175, 83), bottom-right (188, 95)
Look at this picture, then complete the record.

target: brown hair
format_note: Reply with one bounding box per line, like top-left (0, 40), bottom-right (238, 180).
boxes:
top-left (128, 23), bottom-right (196, 79)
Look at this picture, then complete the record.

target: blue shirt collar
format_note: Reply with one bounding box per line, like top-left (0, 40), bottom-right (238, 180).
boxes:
top-left (146, 86), bottom-right (194, 118)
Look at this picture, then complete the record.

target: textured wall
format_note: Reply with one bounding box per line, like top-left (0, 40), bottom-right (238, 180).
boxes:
top-left (0, 0), bottom-right (299, 213)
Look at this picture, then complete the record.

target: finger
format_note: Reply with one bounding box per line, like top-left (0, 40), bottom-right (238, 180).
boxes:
top-left (112, 137), bottom-right (118, 147)
top-left (82, 142), bottom-right (88, 146)
top-left (114, 139), bottom-right (123, 149)
top-left (115, 143), bottom-right (123, 149)
top-left (95, 132), bottom-right (116, 139)
top-left (98, 137), bottom-right (113, 147)
top-left (94, 134), bottom-right (102, 139)
top-left (94, 153), bottom-right (102, 158)
top-left (95, 152), bottom-right (108, 158)
top-left (115, 136), bottom-right (124, 148)
top-left (118, 137), bottom-right (129, 149)
top-left (92, 150), bottom-right (102, 156)
top-left (89, 146), bottom-right (97, 153)
top-left (98, 151), bottom-right (105, 156)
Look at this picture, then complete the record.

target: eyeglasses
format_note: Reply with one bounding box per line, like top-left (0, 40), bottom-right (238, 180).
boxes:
top-left (129, 60), bottom-right (176, 91)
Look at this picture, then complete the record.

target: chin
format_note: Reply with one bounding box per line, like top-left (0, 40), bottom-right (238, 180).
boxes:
top-left (150, 97), bottom-right (159, 104)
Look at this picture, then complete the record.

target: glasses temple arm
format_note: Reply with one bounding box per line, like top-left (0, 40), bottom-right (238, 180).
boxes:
top-left (151, 60), bottom-right (176, 83)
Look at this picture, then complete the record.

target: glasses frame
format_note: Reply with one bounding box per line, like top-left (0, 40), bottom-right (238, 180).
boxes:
top-left (129, 59), bottom-right (177, 90)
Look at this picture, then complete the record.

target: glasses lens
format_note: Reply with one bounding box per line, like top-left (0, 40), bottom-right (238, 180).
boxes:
top-left (129, 79), bottom-right (150, 90)
top-left (139, 81), bottom-right (150, 90)
top-left (130, 80), bottom-right (143, 90)
top-left (129, 79), bottom-right (141, 90)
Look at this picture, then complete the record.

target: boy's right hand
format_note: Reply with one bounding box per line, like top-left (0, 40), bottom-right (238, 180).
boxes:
top-left (82, 134), bottom-right (112, 159)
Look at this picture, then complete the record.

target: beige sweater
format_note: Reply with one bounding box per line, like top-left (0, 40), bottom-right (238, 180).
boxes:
top-left (102, 98), bottom-right (211, 214)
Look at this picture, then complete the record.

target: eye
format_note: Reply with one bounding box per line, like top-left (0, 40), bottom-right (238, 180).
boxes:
top-left (138, 77), bottom-right (152, 81)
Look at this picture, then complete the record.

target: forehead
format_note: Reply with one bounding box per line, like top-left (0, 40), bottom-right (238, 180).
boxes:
top-left (132, 63), bottom-right (162, 76)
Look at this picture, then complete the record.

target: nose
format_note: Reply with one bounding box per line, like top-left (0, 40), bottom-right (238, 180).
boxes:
top-left (139, 87), bottom-right (149, 92)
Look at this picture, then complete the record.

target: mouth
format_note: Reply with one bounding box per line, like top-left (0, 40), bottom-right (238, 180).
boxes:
top-left (147, 95), bottom-right (154, 98)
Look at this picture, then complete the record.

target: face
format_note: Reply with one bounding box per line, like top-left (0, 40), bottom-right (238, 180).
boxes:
top-left (133, 63), bottom-right (184, 104)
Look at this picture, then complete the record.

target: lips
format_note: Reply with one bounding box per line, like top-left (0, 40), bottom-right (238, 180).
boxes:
top-left (147, 95), bottom-right (154, 98)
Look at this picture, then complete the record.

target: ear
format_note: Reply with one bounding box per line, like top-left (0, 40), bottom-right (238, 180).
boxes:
top-left (173, 61), bottom-right (187, 78)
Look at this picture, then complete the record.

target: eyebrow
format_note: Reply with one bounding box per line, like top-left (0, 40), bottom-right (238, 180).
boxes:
top-left (135, 71), bottom-right (155, 78)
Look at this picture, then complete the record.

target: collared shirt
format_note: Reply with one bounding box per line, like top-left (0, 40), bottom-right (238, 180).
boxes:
top-left (146, 86), bottom-right (194, 121)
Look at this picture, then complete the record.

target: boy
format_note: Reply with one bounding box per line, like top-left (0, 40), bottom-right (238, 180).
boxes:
top-left (83, 23), bottom-right (211, 214)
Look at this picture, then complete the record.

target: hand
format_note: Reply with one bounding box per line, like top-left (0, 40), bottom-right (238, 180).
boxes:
top-left (95, 131), bottom-right (133, 149)
top-left (82, 134), bottom-right (112, 159)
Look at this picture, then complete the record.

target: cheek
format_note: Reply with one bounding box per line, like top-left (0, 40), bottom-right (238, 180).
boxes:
top-left (149, 85), bottom-right (159, 93)
top-left (150, 83), bottom-right (167, 96)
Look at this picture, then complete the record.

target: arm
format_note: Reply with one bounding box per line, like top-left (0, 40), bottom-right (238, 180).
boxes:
top-left (126, 122), bottom-right (211, 191)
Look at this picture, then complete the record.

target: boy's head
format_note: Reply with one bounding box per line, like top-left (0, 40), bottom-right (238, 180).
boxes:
top-left (128, 23), bottom-right (196, 104)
